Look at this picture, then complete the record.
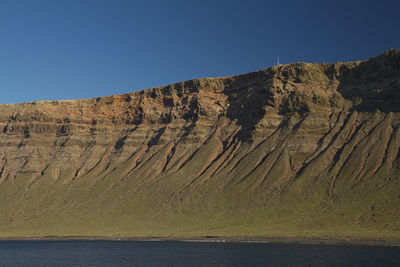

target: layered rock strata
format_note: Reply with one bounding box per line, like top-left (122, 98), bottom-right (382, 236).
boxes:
top-left (0, 50), bottom-right (399, 238)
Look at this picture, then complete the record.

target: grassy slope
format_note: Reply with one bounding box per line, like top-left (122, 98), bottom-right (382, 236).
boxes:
top-left (0, 132), bottom-right (399, 240)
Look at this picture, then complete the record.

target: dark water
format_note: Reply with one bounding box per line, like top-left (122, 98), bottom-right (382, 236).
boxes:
top-left (0, 240), bottom-right (399, 266)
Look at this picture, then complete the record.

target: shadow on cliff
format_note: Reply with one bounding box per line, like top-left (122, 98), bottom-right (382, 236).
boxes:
top-left (224, 70), bottom-right (274, 141)
top-left (335, 50), bottom-right (400, 113)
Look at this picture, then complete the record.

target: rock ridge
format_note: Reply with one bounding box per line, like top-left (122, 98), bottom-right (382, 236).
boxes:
top-left (0, 49), bottom-right (399, 238)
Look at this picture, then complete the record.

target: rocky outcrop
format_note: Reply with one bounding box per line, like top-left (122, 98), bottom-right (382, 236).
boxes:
top-left (0, 50), bottom-right (399, 238)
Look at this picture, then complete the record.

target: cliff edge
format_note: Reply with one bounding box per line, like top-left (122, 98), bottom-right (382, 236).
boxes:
top-left (0, 50), bottom-right (399, 239)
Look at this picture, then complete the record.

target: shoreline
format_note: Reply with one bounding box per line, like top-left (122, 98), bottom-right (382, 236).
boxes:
top-left (0, 236), bottom-right (399, 246)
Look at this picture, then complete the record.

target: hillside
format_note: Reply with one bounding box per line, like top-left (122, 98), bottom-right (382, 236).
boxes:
top-left (0, 50), bottom-right (399, 239)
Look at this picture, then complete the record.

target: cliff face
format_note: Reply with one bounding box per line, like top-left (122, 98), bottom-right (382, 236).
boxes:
top-left (0, 50), bottom-right (399, 238)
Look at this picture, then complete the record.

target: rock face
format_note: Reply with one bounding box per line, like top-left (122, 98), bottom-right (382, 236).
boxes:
top-left (0, 50), bottom-right (399, 238)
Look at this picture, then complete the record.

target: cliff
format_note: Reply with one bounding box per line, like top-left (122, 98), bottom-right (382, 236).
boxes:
top-left (0, 50), bottom-right (399, 239)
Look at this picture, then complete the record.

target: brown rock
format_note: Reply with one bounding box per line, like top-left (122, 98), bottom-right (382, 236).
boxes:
top-left (0, 49), bottom-right (399, 238)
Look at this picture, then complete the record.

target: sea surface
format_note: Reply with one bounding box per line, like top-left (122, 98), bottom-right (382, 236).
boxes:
top-left (0, 240), bottom-right (399, 266)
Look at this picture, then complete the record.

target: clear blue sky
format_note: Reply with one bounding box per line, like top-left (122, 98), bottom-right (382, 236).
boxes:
top-left (1, 0), bottom-right (399, 104)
